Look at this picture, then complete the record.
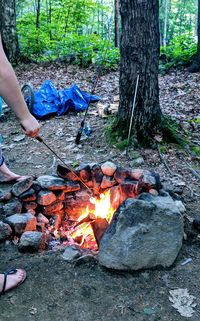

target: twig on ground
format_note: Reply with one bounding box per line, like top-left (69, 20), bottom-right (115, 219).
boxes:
top-left (49, 156), bottom-right (57, 169)
top-left (157, 144), bottom-right (182, 178)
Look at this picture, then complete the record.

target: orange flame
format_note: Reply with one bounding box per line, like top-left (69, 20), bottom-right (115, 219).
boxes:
top-left (70, 190), bottom-right (115, 249)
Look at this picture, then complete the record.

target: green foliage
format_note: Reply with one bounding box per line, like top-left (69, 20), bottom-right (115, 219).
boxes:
top-left (16, 0), bottom-right (119, 68)
top-left (162, 116), bottom-right (187, 146)
top-left (160, 34), bottom-right (197, 72)
top-left (191, 146), bottom-right (200, 156)
top-left (194, 117), bottom-right (200, 125)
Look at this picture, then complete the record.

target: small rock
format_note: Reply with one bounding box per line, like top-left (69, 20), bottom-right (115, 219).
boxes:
top-left (19, 231), bottom-right (45, 252)
top-left (37, 190), bottom-right (57, 206)
top-left (4, 213), bottom-right (37, 235)
top-left (19, 189), bottom-right (36, 202)
top-left (130, 157), bottom-right (145, 167)
top-left (175, 200), bottom-right (186, 213)
top-left (0, 191), bottom-right (12, 202)
top-left (32, 181), bottom-right (42, 192)
top-left (149, 188), bottom-right (159, 196)
top-left (37, 213), bottom-right (49, 224)
top-left (3, 199), bottom-right (22, 217)
top-left (62, 246), bottom-right (82, 261)
top-left (101, 161), bottom-right (117, 176)
top-left (12, 177), bottom-right (34, 197)
top-left (0, 221), bottom-right (12, 241)
top-left (24, 202), bottom-right (37, 211)
top-left (43, 201), bottom-right (64, 215)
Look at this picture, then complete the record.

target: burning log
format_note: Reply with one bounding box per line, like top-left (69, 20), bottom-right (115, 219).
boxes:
top-left (91, 218), bottom-right (109, 247)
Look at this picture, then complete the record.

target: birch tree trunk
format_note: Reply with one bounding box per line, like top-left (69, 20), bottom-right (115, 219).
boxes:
top-left (163, 0), bottom-right (169, 47)
top-left (189, 0), bottom-right (200, 72)
top-left (118, 0), bottom-right (162, 144)
top-left (114, 0), bottom-right (119, 47)
top-left (0, 0), bottom-right (19, 62)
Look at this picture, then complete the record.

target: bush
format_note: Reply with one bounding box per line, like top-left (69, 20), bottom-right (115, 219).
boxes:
top-left (160, 34), bottom-right (197, 72)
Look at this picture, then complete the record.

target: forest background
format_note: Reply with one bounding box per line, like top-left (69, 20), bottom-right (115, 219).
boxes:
top-left (14, 0), bottom-right (198, 72)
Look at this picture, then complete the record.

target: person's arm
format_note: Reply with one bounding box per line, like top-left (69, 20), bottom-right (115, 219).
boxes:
top-left (0, 35), bottom-right (40, 137)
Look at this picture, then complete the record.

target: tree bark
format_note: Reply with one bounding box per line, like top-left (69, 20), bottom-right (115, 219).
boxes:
top-left (188, 0), bottom-right (200, 72)
top-left (118, 0), bottom-right (162, 144)
top-left (36, 0), bottom-right (41, 29)
top-left (0, 0), bottom-right (19, 62)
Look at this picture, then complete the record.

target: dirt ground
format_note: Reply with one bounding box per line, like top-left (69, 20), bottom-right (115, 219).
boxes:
top-left (0, 64), bottom-right (200, 321)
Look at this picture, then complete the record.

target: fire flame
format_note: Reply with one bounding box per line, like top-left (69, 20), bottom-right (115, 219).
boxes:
top-left (70, 190), bottom-right (115, 249)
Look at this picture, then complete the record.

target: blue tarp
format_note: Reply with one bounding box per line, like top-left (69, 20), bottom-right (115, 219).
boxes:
top-left (32, 80), bottom-right (100, 118)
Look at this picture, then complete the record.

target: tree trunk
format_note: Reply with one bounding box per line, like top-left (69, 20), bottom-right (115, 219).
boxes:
top-left (118, 0), bottom-right (162, 144)
top-left (0, 0), bottom-right (19, 62)
top-left (114, 0), bottom-right (119, 47)
top-left (188, 0), bottom-right (200, 72)
top-left (163, 0), bottom-right (169, 47)
top-left (36, 0), bottom-right (41, 29)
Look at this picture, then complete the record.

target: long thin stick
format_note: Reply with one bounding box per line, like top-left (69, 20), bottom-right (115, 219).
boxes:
top-left (36, 136), bottom-right (94, 193)
top-left (127, 74), bottom-right (140, 146)
top-left (75, 15), bottom-right (113, 145)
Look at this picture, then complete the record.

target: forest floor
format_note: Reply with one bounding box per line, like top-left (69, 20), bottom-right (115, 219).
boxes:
top-left (0, 64), bottom-right (200, 321)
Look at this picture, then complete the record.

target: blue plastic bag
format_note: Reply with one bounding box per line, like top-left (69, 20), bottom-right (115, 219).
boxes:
top-left (32, 80), bottom-right (100, 118)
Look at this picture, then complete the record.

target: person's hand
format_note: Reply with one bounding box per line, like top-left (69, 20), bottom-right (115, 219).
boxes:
top-left (20, 114), bottom-right (40, 138)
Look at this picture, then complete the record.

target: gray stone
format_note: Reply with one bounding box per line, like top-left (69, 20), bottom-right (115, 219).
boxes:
top-left (37, 213), bottom-right (49, 224)
top-left (36, 175), bottom-right (80, 192)
top-left (61, 246), bottom-right (82, 261)
top-left (19, 231), bottom-right (44, 252)
top-left (37, 190), bottom-right (57, 206)
top-left (101, 162), bottom-right (117, 176)
top-left (4, 213), bottom-right (37, 235)
top-left (3, 199), bottom-right (22, 217)
top-left (0, 221), bottom-right (12, 241)
top-left (130, 157), bottom-right (145, 167)
top-left (32, 181), bottom-right (42, 192)
top-left (12, 177), bottom-right (34, 197)
top-left (0, 191), bottom-right (12, 202)
top-left (114, 168), bottom-right (161, 190)
top-left (98, 193), bottom-right (184, 270)
top-left (42, 201), bottom-right (64, 215)
top-left (19, 189), bottom-right (36, 202)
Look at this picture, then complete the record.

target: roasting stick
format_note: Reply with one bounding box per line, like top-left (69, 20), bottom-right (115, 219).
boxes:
top-left (35, 136), bottom-right (94, 193)
top-left (126, 75), bottom-right (139, 156)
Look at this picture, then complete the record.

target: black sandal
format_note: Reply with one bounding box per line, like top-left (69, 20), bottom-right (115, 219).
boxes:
top-left (0, 268), bottom-right (26, 295)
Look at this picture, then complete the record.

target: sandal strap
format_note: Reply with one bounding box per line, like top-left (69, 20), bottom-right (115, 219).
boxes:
top-left (0, 268), bottom-right (17, 295)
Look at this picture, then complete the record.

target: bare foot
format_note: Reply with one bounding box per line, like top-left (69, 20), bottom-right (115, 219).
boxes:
top-left (0, 163), bottom-right (27, 182)
top-left (0, 269), bottom-right (26, 294)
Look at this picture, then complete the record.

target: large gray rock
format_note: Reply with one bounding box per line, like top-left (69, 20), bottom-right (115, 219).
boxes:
top-left (12, 177), bottom-right (34, 197)
top-left (36, 175), bottom-right (80, 192)
top-left (0, 221), bottom-right (12, 241)
top-left (18, 231), bottom-right (44, 252)
top-left (98, 193), bottom-right (184, 270)
top-left (4, 213), bottom-right (37, 235)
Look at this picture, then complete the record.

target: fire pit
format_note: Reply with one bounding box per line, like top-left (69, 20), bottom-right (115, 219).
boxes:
top-left (0, 161), bottom-right (184, 271)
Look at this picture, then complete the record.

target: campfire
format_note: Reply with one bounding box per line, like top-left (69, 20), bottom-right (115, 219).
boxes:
top-left (52, 190), bottom-right (115, 251)
top-left (0, 161), bottom-right (161, 253)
